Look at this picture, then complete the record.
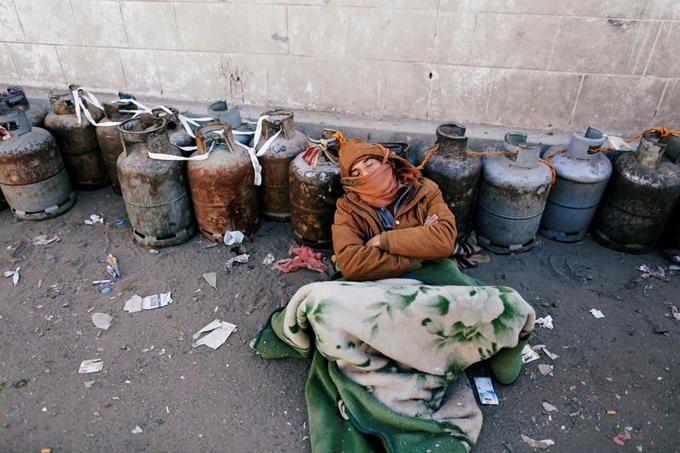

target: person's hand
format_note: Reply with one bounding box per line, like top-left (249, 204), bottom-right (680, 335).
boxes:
top-left (366, 234), bottom-right (381, 247)
top-left (424, 214), bottom-right (439, 226)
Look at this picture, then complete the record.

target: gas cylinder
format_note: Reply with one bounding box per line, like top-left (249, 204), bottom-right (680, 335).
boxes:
top-left (0, 86), bottom-right (48, 128)
top-left (476, 132), bottom-right (552, 254)
top-left (0, 110), bottom-right (76, 220)
top-left (593, 130), bottom-right (680, 254)
top-left (96, 96), bottom-right (137, 195)
top-left (187, 121), bottom-right (258, 242)
top-left (416, 124), bottom-right (482, 234)
top-left (255, 109), bottom-right (308, 221)
top-left (381, 142), bottom-right (410, 163)
top-left (290, 129), bottom-right (343, 247)
top-left (151, 107), bottom-right (195, 157)
top-left (207, 100), bottom-right (256, 146)
top-left (117, 114), bottom-right (197, 248)
top-left (659, 133), bottom-right (680, 248)
top-left (43, 88), bottom-right (109, 190)
top-left (539, 126), bottom-right (612, 242)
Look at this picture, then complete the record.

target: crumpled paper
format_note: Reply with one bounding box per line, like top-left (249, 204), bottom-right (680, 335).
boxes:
top-left (535, 315), bottom-right (553, 329)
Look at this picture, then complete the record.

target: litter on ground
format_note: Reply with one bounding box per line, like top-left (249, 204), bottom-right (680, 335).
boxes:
top-left (78, 359), bottom-right (103, 374)
top-left (590, 309), bottom-right (605, 319)
top-left (84, 214), bottom-right (104, 225)
top-left (226, 254), bottom-right (249, 268)
top-left (124, 295), bottom-right (143, 313)
top-left (92, 313), bottom-right (113, 330)
top-left (520, 434), bottom-right (555, 449)
top-left (192, 319), bottom-right (237, 349)
top-left (277, 246), bottom-right (327, 273)
top-left (32, 235), bottom-right (60, 245)
top-left (203, 272), bottom-right (217, 290)
top-left (535, 315), bottom-right (553, 329)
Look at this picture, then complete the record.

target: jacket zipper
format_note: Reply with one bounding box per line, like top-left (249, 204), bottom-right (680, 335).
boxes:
top-left (345, 196), bottom-right (386, 234)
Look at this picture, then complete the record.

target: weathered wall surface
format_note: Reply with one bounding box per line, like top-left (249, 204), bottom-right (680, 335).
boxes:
top-left (0, 0), bottom-right (678, 135)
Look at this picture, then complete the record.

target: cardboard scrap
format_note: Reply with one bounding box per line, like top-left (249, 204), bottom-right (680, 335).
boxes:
top-left (78, 359), bottom-right (103, 374)
top-left (473, 376), bottom-right (498, 405)
top-left (538, 364), bottom-right (554, 376)
top-left (521, 344), bottom-right (540, 364)
top-left (124, 295), bottom-right (143, 313)
top-left (533, 344), bottom-right (559, 360)
top-left (203, 272), bottom-right (217, 290)
top-left (590, 309), bottom-right (605, 319)
top-left (192, 320), bottom-right (237, 350)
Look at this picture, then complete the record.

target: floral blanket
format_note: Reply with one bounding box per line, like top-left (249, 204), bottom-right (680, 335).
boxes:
top-left (253, 261), bottom-right (535, 453)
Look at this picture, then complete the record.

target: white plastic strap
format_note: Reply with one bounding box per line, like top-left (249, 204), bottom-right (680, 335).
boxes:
top-left (252, 115), bottom-right (282, 157)
top-left (147, 129), bottom-right (224, 161)
top-left (230, 115), bottom-right (283, 186)
top-left (111, 99), bottom-right (212, 138)
top-left (71, 88), bottom-right (122, 127)
top-left (234, 140), bottom-right (263, 186)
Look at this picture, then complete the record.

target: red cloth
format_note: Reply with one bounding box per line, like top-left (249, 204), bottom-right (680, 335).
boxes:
top-left (278, 246), bottom-right (327, 273)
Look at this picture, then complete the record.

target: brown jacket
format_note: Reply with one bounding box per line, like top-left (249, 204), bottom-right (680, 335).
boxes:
top-left (332, 177), bottom-right (457, 281)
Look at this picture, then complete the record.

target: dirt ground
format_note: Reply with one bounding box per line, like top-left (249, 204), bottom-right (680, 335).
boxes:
top-left (0, 186), bottom-right (678, 453)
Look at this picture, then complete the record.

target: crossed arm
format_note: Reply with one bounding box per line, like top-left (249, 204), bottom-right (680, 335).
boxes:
top-left (332, 182), bottom-right (457, 281)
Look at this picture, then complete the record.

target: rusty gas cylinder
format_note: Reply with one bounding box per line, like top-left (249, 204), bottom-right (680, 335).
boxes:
top-left (0, 86), bottom-right (48, 128)
top-left (255, 109), bottom-right (308, 221)
top-left (207, 100), bottom-right (255, 146)
top-left (416, 124), bottom-right (482, 234)
top-left (151, 107), bottom-right (195, 157)
top-left (476, 132), bottom-right (552, 254)
top-left (659, 133), bottom-right (680, 248)
top-left (117, 114), bottom-right (197, 248)
top-left (593, 130), bottom-right (680, 254)
top-left (187, 121), bottom-right (258, 242)
top-left (539, 126), bottom-right (612, 242)
top-left (43, 89), bottom-right (109, 190)
top-left (289, 129), bottom-right (343, 247)
top-left (0, 110), bottom-right (76, 220)
top-left (96, 95), bottom-right (137, 195)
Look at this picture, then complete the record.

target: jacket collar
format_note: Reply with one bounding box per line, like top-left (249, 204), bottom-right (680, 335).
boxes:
top-left (343, 179), bottom-right (428, 227)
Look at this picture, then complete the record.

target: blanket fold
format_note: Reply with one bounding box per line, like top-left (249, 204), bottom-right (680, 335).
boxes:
top-left (253, 260), bottom-right (535, 453)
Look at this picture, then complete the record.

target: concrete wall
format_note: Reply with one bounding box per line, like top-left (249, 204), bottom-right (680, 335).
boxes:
top-left (1, 0), bottom-right (679, 135)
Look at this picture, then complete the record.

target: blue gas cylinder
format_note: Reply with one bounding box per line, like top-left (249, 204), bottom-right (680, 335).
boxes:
top-left (539, 127), bottom-right (612, 242)
top-left (476, 132), bottom-right (552, 254)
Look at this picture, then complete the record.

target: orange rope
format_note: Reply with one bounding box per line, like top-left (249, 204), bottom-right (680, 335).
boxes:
top-left (416, 145), bottom-right (439, 169)
top-left (546, 127), bottom-right (680, 161)
top-left (330, 131), bottom-right (346, 149)
top-left (539, 158), bottom-right (557, 186)
top-left (465, 150), bottom-right (516, 156)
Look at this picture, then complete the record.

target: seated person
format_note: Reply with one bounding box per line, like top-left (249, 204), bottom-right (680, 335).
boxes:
top-left (332, 138), bottom-right (457, 281)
